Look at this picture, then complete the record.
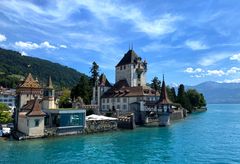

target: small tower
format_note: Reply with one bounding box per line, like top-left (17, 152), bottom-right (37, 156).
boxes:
top-left (15, 73), bottom-right (42, 129)
top-left (42, 76), bottom-right (56, 109)
top-left (157, 75), bottom-right (173, 126)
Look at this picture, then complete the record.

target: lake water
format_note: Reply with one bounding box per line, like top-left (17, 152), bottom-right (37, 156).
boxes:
top-left (1, 104), bottom-right (240, 163)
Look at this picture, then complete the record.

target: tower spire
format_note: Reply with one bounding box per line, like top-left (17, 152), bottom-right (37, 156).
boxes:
top-left (47, 76), bottom-right (53, 89)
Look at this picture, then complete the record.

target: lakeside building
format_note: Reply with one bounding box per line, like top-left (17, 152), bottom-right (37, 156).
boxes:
top-left (0, 87), bottom-right (16, 112)
top-left (14, 74), bottom-right (86, 138)
top-left (92, 49), bottom-right (185, 125)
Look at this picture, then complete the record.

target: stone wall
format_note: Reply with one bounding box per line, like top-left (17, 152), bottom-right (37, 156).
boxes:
top-left (170, 110), bottom-right (184, 121)
top-left (85, 120), bottom-right (118, 133)
top-left (117, 113), bottom-right (135, 129)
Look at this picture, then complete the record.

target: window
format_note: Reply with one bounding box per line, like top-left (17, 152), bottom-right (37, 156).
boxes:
top-left (35, 119), bottom-right (40, 127)
top-left (117, 98), bottom-right (120, 102)
top-left (112, 98), bottom-right (115, 103)
top-left (4, 95), bottom-right (8, 98)
top-left (27, 120), bottom-right (29, 127)
top-left (117, 105), bottom-right (120, 109)
top-left (120, 66), bottom-right (122, 70)
top-left (102, 105), bottom-right (105, 109)
top-left (102, 99), bottom-right (105, 103)
top-left (123, 98), bottom-right (127, 103)
top-left (107, 99), bottom-right (109, 103)
top-left (124, 65), bottom-right (126, 69)
top-left (123, 104), bottom-right (127, 110)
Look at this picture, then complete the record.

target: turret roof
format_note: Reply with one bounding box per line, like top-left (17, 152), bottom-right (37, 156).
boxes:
top-left (157, 76), bottom-right (173, 105)
top-left (19, 73), bottom-right (41, 89)
top-left (116, 49), bottom-right (139, 67)
top-left (26, 98), bottom-right (46, 117)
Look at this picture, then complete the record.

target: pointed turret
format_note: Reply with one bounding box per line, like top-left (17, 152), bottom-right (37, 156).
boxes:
top-left (47, 76), bottom-right (53, 89)
top-left (158, 75), bottom-right (173, 105)
top-left (99, 73), bottom-right (112, 87)
top-left (26, 98), bottom-right (46, 117)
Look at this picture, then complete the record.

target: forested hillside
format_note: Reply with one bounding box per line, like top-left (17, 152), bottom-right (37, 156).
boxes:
top-left (0, 48), bottom-right (87, 89)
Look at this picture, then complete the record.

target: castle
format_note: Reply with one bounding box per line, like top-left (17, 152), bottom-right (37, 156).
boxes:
top-left (92, 49), bottom-right (185, 125)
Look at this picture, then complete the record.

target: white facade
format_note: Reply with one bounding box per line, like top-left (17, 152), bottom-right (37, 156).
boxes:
top-left (101, 96), bottom-right (157, 112)
top-left (18, 114), bottom-right (45, 137)
top-left (115, 64), bottom-right (146, 87)
top-left (0, 89), bottom-right (16, 111)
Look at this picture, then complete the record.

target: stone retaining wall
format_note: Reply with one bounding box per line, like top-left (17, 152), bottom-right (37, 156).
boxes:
top-left (117, 113), bottom-right (135, 129)
top-left (85, 120), bottom-right (118, 133)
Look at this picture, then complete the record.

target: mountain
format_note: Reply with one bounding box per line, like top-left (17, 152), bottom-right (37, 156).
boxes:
top-left (188, 81), bottom-right (240, 104)
top-left (0, 48), bottom-right (87, 89)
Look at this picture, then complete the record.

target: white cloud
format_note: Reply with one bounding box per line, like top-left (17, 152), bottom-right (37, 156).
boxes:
top-left (15, 41), bottom-right (56, 49)
top-left (207, 70), bottom-right (225, 76)
top-left (226, 67), bottom-right (240, 75)
top-left (220, 78), bottom-right (240, 83)
top-left (40, 41), bottom-right (56, 49)
top-left (60, 44), bottom-right (67, 48)
top-left (185, 40), bottom-right (208, 50)
top-left (0, 34), bottom-right (7, 42)
top-left (230, 53), bottom-right (240, 61)
top-left (199, 52), bottom-right (231, 66)
top-left (15, 41), bottom-right (39, 49)
top-left (184, 67), bottom-right (204, 73)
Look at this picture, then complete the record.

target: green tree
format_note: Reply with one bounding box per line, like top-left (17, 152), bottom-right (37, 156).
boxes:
top-left (0, 103), bottom-right (13, 123)
top-left (199, 93), bottom-right (206, 107)
top-left (150, 76), bottom-right (161, 93)
top-left (167, 86), bottom-right (176, 102)
top-left (177, 84), bottom-right (192, 112)
top-left (90, 61), bottom-right (99, 87)
top-left (59, 89), bottom-right (72, 108)
top-left (150, 76), bottom-right (161, 102)
top-left (186, 89), bottom-right (200, 107)
top-left (171, 87), bottom-right (177, 102)
top-left (71, 76), bottom-right (91, 104)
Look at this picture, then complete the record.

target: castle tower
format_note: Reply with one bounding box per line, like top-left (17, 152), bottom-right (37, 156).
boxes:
top-left (115, 49), bottom-right (147, 87)
top-left (16, 73), bottom-right (42, 109)
top-left (42, 76), bottom-right (56, 109)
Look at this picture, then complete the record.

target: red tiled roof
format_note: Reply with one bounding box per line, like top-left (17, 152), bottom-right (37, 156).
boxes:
top-left (18, 73), bottom-right (41, 89)
top-left (26, 98), bottom-right (46, 117)
top-left (101, 79), bottom-right (159, 98)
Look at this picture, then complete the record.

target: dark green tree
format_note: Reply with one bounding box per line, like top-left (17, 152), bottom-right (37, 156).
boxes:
top-left (150, 76), bottom-right (161, 101)
top-left (177, 84), bottom-right (192, 112)
top-left (71, 76), bottom-right (91, 104)
top-left (90, 62), bottom-right (99, 87)
top-left (171, 87), bottom-right (177, 102)
top-left (167, 86), bottom-right (177, 102)
top-left (186, 89), bottom-right (200, 107)
top-left (199, 93), bottom-right (206, 107)
top-left (150, 77), bottom-right (161, 92)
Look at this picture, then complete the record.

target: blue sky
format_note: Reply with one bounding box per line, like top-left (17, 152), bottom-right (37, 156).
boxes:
top-left (1, 0), bottom-right (240, 86)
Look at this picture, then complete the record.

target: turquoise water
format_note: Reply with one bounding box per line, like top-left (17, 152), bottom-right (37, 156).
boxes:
top-left (1, 104), bottom-right (240, 163)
